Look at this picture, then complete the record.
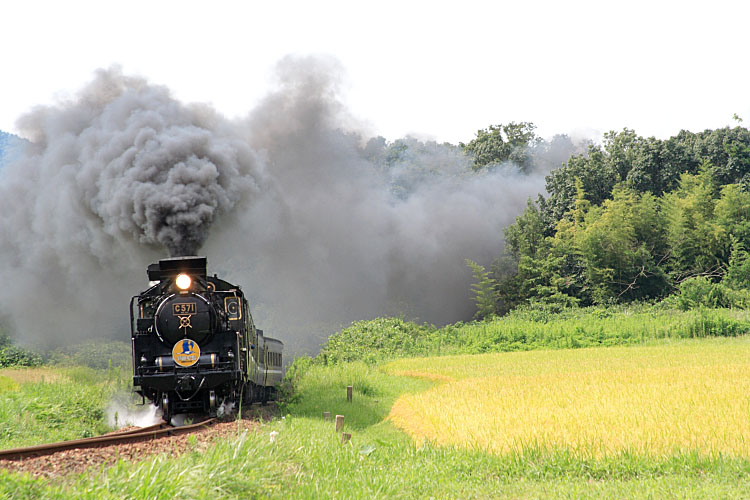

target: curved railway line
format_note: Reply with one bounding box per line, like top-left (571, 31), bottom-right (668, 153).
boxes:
top-left (0, 418), bottom-right (217, 461)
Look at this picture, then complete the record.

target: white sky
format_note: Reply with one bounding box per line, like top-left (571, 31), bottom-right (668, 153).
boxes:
top-left (1, 0), bottom-right (748, 144)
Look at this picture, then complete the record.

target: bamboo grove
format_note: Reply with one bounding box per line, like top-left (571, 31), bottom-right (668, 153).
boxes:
top-left (465, 123), bottom-right (750, 317)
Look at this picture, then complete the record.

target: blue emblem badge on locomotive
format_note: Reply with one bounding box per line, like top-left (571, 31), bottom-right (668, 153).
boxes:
top-left (173, 339), bottom-right (200, 367)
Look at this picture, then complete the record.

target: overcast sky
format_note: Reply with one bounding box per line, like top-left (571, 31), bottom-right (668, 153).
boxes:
top-left (1, 0), bottom-right (748, 144)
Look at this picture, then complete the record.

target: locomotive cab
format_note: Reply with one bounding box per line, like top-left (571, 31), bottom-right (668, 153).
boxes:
top-left (130, 256), bottom-right (282, 421)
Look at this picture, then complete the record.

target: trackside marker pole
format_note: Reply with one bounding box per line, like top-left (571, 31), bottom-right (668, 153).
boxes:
top-left (342, 433), bottom-right (351, 444)
top-left (323, 411), bottom-right (331, 421)
top-left (347, 386), bottom-right (353, 402)
top-left (336, 415), bottom-right (344, 432)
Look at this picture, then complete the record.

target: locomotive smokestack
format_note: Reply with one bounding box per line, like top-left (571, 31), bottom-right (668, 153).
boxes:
top-left (147, 256), bottom-right (208, 282)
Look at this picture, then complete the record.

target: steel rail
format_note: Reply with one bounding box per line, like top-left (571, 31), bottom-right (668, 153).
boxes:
top-left (0, 418), bottom-right (217, 461)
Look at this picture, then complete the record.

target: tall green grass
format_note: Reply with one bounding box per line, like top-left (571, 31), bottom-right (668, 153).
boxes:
top-left (0, 366), bottom-right (122, 448)
top-left (319, 306), bottom-right (750, 364)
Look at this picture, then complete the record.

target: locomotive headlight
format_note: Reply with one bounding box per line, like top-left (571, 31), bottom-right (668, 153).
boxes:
top-left (175, 274), bottom-right (192, 290)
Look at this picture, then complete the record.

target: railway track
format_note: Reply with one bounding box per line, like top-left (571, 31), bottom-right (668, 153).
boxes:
top-left (0, 418), bottom-right (217, 461)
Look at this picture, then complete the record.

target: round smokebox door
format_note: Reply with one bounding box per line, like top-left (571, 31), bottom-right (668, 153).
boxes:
top-left (154, 293), bottom-right (215, 345)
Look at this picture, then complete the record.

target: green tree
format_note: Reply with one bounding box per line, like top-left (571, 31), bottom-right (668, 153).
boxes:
top-left (544, 145), bottom-right (617, 223)
top-left (724, 241), bottom-right (750, 290)
top-left (504, 198), bottom-right (549, 259)
top-left (462, 122), bottom-right (539, 172)
top-left (490, 254), bottom-right (524, 315)
top-left (715, 183), bottom-right (750, 251)
top-left (502, 194), bottom-right (589, 308)
top-left (466, 259), bottom-right (498, 320)
top-left (576, 186), bottom-right (669, 302)
top-left (694, 127), bottom-right (750, 187)
top-left (502, 199), bottom-right (555, 304)
top-left (662, 165), bottom-right (724, 281)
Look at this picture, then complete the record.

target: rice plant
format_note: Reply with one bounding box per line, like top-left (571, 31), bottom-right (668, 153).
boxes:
top-left (386, 337), bottom-right (750, 458)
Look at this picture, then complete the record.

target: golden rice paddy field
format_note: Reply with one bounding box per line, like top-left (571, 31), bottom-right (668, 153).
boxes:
top-left (385, 337), bottom-right (750, 457)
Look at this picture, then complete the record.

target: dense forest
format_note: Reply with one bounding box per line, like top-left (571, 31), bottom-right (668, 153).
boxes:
top-left (464, 122), bottom-right (750, 317)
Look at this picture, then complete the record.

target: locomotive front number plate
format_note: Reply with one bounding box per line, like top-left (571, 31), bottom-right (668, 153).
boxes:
top-left (173, 302), bottom-right (197, 315)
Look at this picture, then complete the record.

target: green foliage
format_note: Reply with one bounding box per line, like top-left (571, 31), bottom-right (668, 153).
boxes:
top-left (504, 197), bottom-right (550, 258)
top-left (576, 186), bottom-right (670, 302)
top-left (319, 318), bottom-right (440, 365)
top-left (500, 197), bottom-right (587, 310)
top-left (481, 125), bottom-right (750, 318)
top-left (281, 361), bottom-right (431, 429)
top-left (466, 259), bottom-right (497, 320)
top-left (498, 182), bottom-right (676, 315)
top-left (715, 184), bottom-right (750, 249)
top-left (0, 367), bottom-right (119, 448)
top-left (490, 254), bottom-right (525, 315)
top-left (282, 355), bottom-right (315, 385)
top-left (0, 345), bottom-right (43, 368)
top-left (662, 165), bottom-right (725, 280)
top-left (667, 277), bottom-right (750, 310)
top-left (0, 329), bottom-right (43, 368)
top-left (362, 136), bottom-right (470, 198)
top-left (46, 341), bottom-right (131, 370)
top-left (0, 375), bottom-right (20, 394)
top-left (317, 306), bottom-right (750, 366)
top-left (544, 143), bottom-right (618, 222)
top-left (724, 242), bottom-right (750, 289)
top-left (698, 126), bottom-right (750, 187)
top-left (543, 126), bottom-right (750, 229)
top-left (462, 122), bottom-right (539, 172)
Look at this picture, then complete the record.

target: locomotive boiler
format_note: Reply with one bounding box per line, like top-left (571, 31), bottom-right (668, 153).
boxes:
top-left (130, 256), bottom-right (282, 421)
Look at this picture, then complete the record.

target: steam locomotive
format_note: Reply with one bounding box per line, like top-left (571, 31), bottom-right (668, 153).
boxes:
top-left (130, 256), bottom-right (283, 421)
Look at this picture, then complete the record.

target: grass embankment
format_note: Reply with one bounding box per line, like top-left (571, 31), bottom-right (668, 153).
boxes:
top-left (321, 306), bottom-right (750, 364)
top-left (0, 366), bottom-right (123, 448)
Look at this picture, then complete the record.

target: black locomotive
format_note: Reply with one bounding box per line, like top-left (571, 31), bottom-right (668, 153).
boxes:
top-left (130, 256), bottom-right (283, 421)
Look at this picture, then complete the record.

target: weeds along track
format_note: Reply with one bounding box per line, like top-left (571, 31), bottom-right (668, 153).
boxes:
top-left (0, 418), bottom-right (217, 461)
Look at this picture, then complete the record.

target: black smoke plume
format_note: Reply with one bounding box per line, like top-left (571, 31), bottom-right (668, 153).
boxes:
top-left (10, 68), bottom-right (264, 257)
top-left (0, 57), bottom-right (569, 354)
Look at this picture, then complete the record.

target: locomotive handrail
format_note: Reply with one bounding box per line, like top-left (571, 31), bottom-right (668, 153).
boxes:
top-left (136, 359), bottom-right (235, 376)
top-left (129, 295), bottom-right (138, 338)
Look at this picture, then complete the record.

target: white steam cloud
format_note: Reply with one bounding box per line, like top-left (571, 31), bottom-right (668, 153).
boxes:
top-left (0, 56), bottom-right (557, 355)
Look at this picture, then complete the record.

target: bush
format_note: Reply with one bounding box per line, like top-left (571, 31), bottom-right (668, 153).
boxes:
top-left (283, 355), bottom-right (314, 384)
top-left (46, 341), bottom-right (131, 370)
top-left (319, 318), bottom-right (437, 365)
top-left (0, 345), bottom-right (43, 368)
top-left (669, 277), bottom-right (750, 310)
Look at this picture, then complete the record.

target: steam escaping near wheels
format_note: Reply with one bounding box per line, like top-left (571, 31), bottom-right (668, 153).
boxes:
top-left (106, 395), bottom-right (162, 429)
